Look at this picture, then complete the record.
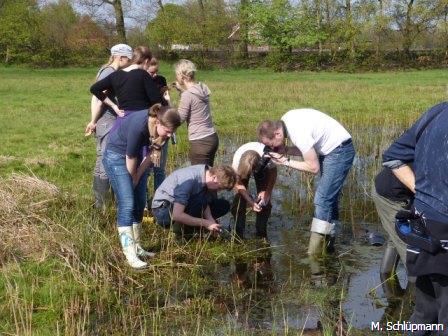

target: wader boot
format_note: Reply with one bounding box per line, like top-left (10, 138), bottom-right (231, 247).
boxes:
top-left (93, 176), bottom-right (111, 211)
top-left (132, 223), bottom-right (155, 258)
top-left (117, 226), bottom-right (148, 269)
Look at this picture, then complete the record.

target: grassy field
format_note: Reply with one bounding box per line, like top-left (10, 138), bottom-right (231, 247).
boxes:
top-left (0, 65), bottom-right (446, 335)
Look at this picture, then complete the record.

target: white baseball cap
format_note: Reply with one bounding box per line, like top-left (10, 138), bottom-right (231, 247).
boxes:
top-left (110, 44), bottom-right (133, 59)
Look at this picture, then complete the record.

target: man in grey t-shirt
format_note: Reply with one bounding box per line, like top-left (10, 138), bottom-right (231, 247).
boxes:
top-left (152, 165), bottom-right (236, 237)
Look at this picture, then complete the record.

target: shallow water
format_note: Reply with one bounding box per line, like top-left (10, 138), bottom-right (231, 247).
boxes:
top-left (200, 135), bottom-right (413, 333)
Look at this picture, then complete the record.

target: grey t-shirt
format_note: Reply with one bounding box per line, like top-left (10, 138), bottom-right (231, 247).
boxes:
top-left (152, 165), bottom-right (207, 208)
top-left (96, 66), bottom-right (116, 117)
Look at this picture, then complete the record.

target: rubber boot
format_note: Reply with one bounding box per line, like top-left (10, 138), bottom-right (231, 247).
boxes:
top-left (308, 232), bottom-right (326, 256)
top-left (132, 223), bottom-right (155, 258)
top-left (118, 226), bottom-right (148, 269)
top-left (380, 243), bottom-right (404, 298)
top-left (93, 176), bottom-right (110, 211)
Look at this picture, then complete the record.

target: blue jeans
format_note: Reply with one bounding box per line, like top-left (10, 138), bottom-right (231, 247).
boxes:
top-left (153, 140), bottom-right (169, 192)
top-left (314, 140), bottom-right (355, 222)
top-left (103, 149), bottom-right (149, 227)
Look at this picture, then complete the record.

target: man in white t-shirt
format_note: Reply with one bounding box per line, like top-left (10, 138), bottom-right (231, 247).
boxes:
top-left (257, 108), bottom-right (355, 256)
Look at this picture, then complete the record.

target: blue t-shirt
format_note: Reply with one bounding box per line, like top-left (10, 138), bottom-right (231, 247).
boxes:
top-left (383, 102), bottom-right (448, 223)
top-left (106, 110), bottom-right (150, 158)
top-left (152, 165), bottom-right (207, 208)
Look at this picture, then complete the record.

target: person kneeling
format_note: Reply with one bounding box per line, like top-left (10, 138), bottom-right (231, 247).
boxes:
top-left (152, 165), bottom-right (237, 237)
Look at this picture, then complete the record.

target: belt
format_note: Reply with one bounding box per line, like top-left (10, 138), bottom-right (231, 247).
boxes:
top-left (339, 138), bottom-right (352, 147)
top-left (159, 200), bottom-right (172, 208)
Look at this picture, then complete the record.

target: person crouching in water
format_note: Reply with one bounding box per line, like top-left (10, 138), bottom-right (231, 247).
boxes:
top-left (103, 104), bottom-right (181, 269)
top-left (231, 142), bottom-right (277, 239)
top-left (151, 165), bottom-right (237, 238)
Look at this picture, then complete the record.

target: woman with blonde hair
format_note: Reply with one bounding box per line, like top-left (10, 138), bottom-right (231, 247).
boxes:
top-left (174, 59), bottom-right (218, 166)
top-left (103, 104), bottom-right (181, 269)
top-left (231, 142), bottom-right (277, 239)
top-left (85, 43), bottom-right (133, 211)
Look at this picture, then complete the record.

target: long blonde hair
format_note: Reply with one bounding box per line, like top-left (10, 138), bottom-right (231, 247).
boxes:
top-left (94, 56), bottom-right (115, 80)
top-left (237, 150), bottom-right (261, 182)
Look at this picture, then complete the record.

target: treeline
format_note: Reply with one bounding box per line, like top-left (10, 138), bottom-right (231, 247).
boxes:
top-left (1, 0), bottom-right (448, 70)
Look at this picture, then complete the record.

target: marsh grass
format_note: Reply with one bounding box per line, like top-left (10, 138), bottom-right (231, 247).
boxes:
top-left (1, 66), bottom-right (446, 335)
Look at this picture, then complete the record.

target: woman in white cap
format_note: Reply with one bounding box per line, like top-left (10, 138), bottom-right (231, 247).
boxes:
top-left (85, 43), bottom-right (133, 211)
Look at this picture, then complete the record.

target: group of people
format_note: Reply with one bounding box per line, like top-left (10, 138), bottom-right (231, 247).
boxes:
top-left (86, 43), bottom-right (446, 330)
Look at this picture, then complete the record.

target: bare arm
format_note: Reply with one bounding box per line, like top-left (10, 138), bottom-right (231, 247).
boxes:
top-left (392, 164), bottom-right (416, 193)
top-left (102, 97), bottom-right (124, 117)
top-left (285, 146), bottom-right (302, 156)
top-left (258, 167), bottom-right (277, 203)
top-left (85, 96), bottom-right (104, 135)
top-left (172, 202), bottom-right (220, 231)
top-left (126, 156), bottom-right (138, 185)
top-left (134, 156), bottom-right (153, 186)
top-left (270, 148), bottom-right (320, 174)
top-left (233, 182), bottom-right (261, 212)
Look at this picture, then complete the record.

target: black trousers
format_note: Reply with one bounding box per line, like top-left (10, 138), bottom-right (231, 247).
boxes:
top-left (407, 274), bottom-right (448, 336)
top-left (231, 174), bottom-right (272, 239)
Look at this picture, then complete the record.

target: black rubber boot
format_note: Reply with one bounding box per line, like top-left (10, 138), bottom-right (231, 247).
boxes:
top-left (93, 176), bottom-right (111, 211)
top-left (380, 243), bottom-right (405, 298)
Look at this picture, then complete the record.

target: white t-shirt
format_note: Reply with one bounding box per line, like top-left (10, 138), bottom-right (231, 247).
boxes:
top-left (281, 109), bottom-right (351, 156)
top-left (232, 142), bottom-right (266, 170)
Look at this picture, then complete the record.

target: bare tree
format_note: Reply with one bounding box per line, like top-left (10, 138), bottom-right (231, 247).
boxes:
top-left (77, 0), bottom-right (128, 42)
top-left (391, 0), bottom-right (445, 55)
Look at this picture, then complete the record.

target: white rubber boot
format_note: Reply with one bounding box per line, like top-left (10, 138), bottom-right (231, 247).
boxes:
top-left (132, 223), bottom-right (156, 258)
top-left (118, 226), bottom-right (148, 269)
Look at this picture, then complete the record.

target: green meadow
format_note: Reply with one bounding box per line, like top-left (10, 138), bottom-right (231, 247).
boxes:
top-left (0, 65), bottom-right (446, 335)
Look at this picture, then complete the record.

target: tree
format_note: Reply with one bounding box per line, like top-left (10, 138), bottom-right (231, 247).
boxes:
top-left (146, 0), bottom-right (234, 51)
top-left (0, 0), bottom-right (40, 63)
top-left (391, 0), bottom-right (446, 55)
top-left (246, 0), bottom-right (324, 53)
top-left (77, 0), bottom-right (128, 42)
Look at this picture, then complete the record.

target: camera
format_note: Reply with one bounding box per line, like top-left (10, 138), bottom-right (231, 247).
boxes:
top-left (255, 196), bottom-right (267, 209)
top-left (253, 146), bottom-right (273, 179)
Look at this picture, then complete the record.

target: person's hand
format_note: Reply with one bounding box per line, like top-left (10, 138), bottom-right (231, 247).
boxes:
top-left (268, 152), bottom-right (289, 166)
top-left (204, 221), bottom-right (221, 233)
top-left (85, 121), bottom-right (96, 136)
top-left (257, 191), bottom-right (270, 205)
top-left (172, 81), bottom-right (183, 92)
top-left (163, 90), bottom-right (171, 102)
top-left (112, 104), bottom-right (125, 117)
top-left (249, 200), bottom-right (262, 212)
